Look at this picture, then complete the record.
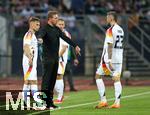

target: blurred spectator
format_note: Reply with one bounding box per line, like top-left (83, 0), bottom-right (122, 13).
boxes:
top-left (60, 11), bottom-right (76, 30)
top-left (0, 6), bottom-right (5, 14)
top-left (39, 0), bottom-right (49, 13)
top-left (11, 6), bottom-right (20, 17)
top-left (128, 11), bottom-right (140, 30)
top-left (50, 0), bottom-right (61, 8)
top-left (20, 5), bottom-right (35, 19)
top-left (106, 1), bottom-right (114, 11)
top-left (146, 10), bottom-right (150, 20)
top-left (71, 0), bottom-right (84, 14)
top-left (64, 46), bottom-right (79, 92)
top-left (30, 0), bottom-right (40, 7)
top-left (61, 0), bottom-right (72, 13)
top-left (85, 0), bottom-right (96, 14)
top-left (67, 12), bottom-right (76, 30)
top-left (13, 16), bottom-right (25, 28)
top-left (113, 0), bottom-right (124, 13)
top-left (0, 0), bottom-right (7, 14)
top-left (61, 11), bottom-right (81, 40)
top-left (95, 0), bottom-right (107, 15)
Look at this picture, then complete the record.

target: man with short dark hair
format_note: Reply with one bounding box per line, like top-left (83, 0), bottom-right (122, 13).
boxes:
top-left (95, 11), bottom-right (124, 109)
top-left (54, 19), bottom-right (70, 104)
top-left (38, 11), bottom-right (80, 109)
top-left (22, 17), bottom-right (40, 109)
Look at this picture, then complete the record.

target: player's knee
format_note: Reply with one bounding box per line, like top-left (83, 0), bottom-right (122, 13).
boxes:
top-left (24, 80), bottom-right (29, 84)
top-left (113, 77), bottom-right (120, 82)
top-left (30, 80), bottom-right (37, 85)
top-left (57, 74), bottom-right (63, 80)
top-left (112, 73), bottom-right (121, 82)
top-left (95, 74), bottom-right (102, 79)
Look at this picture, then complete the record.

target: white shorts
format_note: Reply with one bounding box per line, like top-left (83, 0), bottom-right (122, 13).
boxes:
top-left (96, 62), bottom-right (122, 77)
top-left (23, 56), bottom-right (37, 80)
top-left (57, 61), bottom-right (67, 75)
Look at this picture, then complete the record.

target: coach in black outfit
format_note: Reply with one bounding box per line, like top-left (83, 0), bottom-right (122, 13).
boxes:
top-left (38, 11), bottom-right (80, 109)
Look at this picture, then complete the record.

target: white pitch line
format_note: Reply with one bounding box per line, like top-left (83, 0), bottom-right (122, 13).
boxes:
top-left (28, 91), bottom-right (150, 115)
top-left (0, 95), bottom-right (70, 108)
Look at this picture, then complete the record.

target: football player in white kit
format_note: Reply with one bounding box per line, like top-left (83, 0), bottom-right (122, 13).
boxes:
top-left (22, 17), bottom-right (40, 108)
top-left (95, 11), bottom-right (124, 109)
top-left (54, 19), bottom-right (70, 104)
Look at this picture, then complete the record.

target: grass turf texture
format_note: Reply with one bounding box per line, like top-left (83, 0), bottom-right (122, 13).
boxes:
top-left (0, 86), bottom-right (150, 115)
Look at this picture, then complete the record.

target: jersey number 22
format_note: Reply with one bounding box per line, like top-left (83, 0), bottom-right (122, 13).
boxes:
top-left (114, 35), bottom-right (123, 49)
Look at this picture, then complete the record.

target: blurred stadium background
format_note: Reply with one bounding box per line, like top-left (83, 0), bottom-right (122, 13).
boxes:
top-left (0, 0), bottom-right (150, 90)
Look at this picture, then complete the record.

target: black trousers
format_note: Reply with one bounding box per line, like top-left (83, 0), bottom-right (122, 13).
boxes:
top-left (64, 62), bottom-right (75, 90)
top-left (41, 59), bottom-right (58, 107)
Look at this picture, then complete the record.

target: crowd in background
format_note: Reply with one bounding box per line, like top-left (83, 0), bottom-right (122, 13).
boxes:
top-left (0, 0), bottom-right (150, 15)
top-left (0, 0), bottom-right (149, 38)
top-left (0, 0), bottom-right (149, 16)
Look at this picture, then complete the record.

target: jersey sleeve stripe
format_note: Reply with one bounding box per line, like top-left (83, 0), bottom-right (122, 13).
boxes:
top-left (24, 66), bottom-right (33, 80)
top-left (24, 31), bottom-right (33, 44)
top-left (25, 31), bottom-right (33, 40)
top-left (106, 28), bottom-right (113, 39)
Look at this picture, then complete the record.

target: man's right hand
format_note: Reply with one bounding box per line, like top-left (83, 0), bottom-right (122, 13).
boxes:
top-left (75, 46), bottom-right (81, 56)
top-left (108, 60), bottom-right (114, 71)
top-left (28, 53), bottom-right (33, 66)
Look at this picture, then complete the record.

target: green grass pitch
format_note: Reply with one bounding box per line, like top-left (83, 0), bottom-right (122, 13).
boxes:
top-left (0, 86), bottom-right (150, 115)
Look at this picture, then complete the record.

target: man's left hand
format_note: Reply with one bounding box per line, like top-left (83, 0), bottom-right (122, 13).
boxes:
top-left (74, 59), bottom-right (79, 66)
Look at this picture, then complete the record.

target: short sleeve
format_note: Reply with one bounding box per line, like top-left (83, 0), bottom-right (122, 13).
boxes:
top-left (64, 30), bottom-right (71, 39)
top-left (106, 28), bottom-right (113, 44)
top-left (24, 32), bottom-right (33, 45)
top-left (60, 38), bottom-right (69, 47)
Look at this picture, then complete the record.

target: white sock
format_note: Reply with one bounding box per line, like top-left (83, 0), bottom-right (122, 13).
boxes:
top-left (57, 79), bottom-right (64, 101)
top-left (54, 80), bottom-right (59, 94)
top-left (22, 84), bottom-right (30, 104)
top-left (31, 85), bottom-right (38, 102)
top-left (55, 79), bottom-right (64, 101)
top-left (96, 79), bottom-right (107, 102)
top-left (114, 81), bottom-right (122, 104)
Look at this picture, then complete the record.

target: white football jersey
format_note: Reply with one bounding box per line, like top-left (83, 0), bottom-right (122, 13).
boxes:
top-left (23, 31), bottom-right (38, 65)
top-left (59, 30), bottom-right (70, 63)
top-left (101, 23), bottom-right (124, 64)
